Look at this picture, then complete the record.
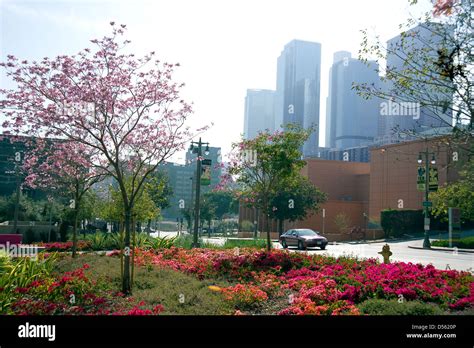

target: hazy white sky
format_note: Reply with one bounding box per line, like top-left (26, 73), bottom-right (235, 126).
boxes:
top-left (0, 0), bottom-right (432, 162)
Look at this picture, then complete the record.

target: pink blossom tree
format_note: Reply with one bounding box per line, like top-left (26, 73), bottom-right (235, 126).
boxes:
top-left (22, 138), bottom-right (104, 257)
top-left (1, 23), bottom-right (196, 294)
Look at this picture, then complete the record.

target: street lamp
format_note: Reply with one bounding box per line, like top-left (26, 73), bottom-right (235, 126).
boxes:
top-left (418, 149), bottom-right (436, 249)
top-left (188, 137), bottom-right (210, 248)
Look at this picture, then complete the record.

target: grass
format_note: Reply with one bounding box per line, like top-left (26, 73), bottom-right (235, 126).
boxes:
top-left (358, 299), bottom-right (444, 315)
top-left (431, 236), bottom-right (474, 249)
top-left (54, 254), bottom-right (234, 315)
top-left (222, 238), bottom-right (267, 249)
top-left (172, 235), bottom-right (268, 250)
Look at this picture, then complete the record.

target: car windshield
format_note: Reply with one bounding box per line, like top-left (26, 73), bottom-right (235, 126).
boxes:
top-left (297, 230), bottom-right (317, 236)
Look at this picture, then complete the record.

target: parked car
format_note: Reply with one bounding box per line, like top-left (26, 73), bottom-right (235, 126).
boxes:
top-left (279, 228), bottom-right (328, 250)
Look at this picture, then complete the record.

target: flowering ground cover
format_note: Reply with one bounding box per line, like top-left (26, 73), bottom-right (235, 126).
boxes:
top-left (132, 247), bottom-right (474, 315)
top-left (1, 247), bottom-right (473, 315)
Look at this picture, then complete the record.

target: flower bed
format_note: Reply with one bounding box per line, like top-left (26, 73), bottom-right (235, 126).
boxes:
top-left (131, 247), bottom-right (474, 315)
top-left (4, 261), bottom-right (164, 315)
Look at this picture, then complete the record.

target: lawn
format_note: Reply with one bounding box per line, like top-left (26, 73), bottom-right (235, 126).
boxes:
top-left (1, 245), bottom-right (473, 316)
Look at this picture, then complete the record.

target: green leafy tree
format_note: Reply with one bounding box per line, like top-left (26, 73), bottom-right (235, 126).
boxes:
top-left (269, 176), bottom-right (327, 236)
top-left (223, 124), bottom-right (311, 250)
top-left (430, 156), bottom-right (474, 222)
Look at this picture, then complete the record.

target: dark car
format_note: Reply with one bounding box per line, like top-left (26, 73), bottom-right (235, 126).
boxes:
top-left (279, 229), bottom-right (328, 250)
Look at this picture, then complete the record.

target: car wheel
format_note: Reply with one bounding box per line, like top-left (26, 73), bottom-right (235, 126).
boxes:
top-left (281, 240), bottom-right (288, 249)
top-left (298, 241), bottom-right (305, 250)
top-left (320, 244), bottom-right (326, 250)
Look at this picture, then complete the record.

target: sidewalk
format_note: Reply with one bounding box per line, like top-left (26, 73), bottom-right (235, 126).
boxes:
top-left (407, 239), bottom-right (474, 254)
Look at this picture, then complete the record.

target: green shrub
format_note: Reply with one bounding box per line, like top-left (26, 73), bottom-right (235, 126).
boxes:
top-left (431, 236), bottom-right (474, 249)
top-left (0, 253), bottom-right (58, 313)
top-left (240, 220), bottom-right (254, 232)
top-left (358, 299), bottom-right (444, 315)
top-left (380, 210), bottom-right (424, 238)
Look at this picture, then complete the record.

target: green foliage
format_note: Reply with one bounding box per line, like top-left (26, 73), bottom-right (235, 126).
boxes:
top-left (228, 124), bottom-right (312, 250)
top-left (358, 299), bottom-right (444, 315)
top-left (430, 157), bottom-right (474, 223)
top-left (222, 239), bottom-right (267, 249)
top-left (0, 253), bottom-right (57, 313)
top-left (380, 210), bottom-right (424, 238)
top-left (240, 220), bottom-right (254, 232)
top-left (0, 194), bottom-right (64, 223)
top-left (432, 236), bottom-right (474, 249)
top-left (269, 175), bottom-right (327, 223)
top-left (99, 177), bottom-right (160, 223)
top-left (145, 170), bottom-right (173, 211)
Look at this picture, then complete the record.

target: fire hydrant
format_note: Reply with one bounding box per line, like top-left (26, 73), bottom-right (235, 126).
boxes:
top-left (378, 244), bottom-right (392, 264)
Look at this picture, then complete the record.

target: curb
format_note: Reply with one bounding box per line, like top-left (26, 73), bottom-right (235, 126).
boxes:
top-left (407, 245), bottom-right (474, 254)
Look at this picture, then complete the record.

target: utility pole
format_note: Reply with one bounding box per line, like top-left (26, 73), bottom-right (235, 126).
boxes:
top-left (13, 150), bottom-right (21, 234)
top-left (418, 148), bottom-right (436, 249)
top-left (189, 138), bottom-right (210, 248)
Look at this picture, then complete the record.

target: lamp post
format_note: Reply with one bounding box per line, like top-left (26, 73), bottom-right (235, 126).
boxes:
top-left (418, 149), bottom-right (436, 249)
top-left (12, 150), bottom-right (21, 234)
top-left (189, 138), bottom-right (210, 248)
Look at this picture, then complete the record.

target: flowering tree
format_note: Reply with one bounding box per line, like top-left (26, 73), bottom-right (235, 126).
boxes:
top-left (22, 139), bottom-right (104, 257)
top-left (0, 23), bottom-right (195, 294)
top-left (222, 125), bottom-right (311, 250)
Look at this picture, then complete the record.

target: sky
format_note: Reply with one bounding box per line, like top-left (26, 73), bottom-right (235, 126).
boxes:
top-left (0, 0), bottom-right (432, 163)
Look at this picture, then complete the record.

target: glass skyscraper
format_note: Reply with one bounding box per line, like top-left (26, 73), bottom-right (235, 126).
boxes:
top-left (326, 51), bottom-right (381, 149)
top-left (275, 40), bottom-right (321, 158)
top-left (243, 89), bottom-right (275, 140)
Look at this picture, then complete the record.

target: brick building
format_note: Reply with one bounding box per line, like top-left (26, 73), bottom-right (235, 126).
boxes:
top-left (239, 136), bottom-right (467, 239)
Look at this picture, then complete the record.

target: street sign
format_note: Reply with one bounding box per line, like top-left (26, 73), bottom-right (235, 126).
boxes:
top-left (200, 160), bottom-right (211, 186)
top-left (429, 167), bottom-right (438, 191)
top-left (417, 166), bottom-right (425, 191)
top-left (424, 217), bottom-right (430, 231)
top-left (422, 201), bottom-right (432, 207)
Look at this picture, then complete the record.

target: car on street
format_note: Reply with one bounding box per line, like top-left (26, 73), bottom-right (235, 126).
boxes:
top-left (279, 228), bottom-right (328, 250)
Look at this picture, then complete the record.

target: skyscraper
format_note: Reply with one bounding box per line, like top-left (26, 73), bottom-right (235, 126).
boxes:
top-left (378, 23), bottom-right (453, 142)
top-left (243, 89), bottom-right (275, 140)
top-left (275, 40), bottom-right (321, 158)
top-left (326, 51), bottom-right (381, 149)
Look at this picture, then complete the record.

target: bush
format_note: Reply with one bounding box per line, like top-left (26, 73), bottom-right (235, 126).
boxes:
top-left (431, 236), bottom-right (474, 249)
top-left (380, 210), bottom-right (423, 238)
top-left (358, 299), bottom-right (444, 315)
top-left (240, 220), bottom-right (254, 232)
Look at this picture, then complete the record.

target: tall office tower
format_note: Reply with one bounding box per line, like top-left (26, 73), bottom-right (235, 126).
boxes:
top-left (326, 51), bottom-right (381, 149)
top-left (243, 89), bottom-right (275, 140)
top-left (275, 40), bottom-right (321, 158)
top-left (379, 23), bottom-right (453, 142)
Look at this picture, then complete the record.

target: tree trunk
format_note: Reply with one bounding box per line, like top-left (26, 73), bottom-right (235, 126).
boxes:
top-left (72, 203), bottom-right (79, 258)
top-left (278, 219), bottom-right (284, 237)
top-left (265, 213), bottom-right (271, 251)
top-left (122, 209), bottom-right (132, 295)
top-left (131, 215), bottom-right (136, 290)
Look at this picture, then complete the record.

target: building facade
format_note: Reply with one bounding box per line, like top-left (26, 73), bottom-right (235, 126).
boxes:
top-left (326, 52), bottom-right (381, 150)
top-left (275, 40), bottom-right (321, 158)
top-left (378, 23), bottom-right (453, 142)
top-left (243, 89), bottom-right (275, 140)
